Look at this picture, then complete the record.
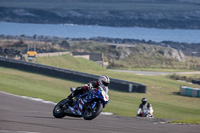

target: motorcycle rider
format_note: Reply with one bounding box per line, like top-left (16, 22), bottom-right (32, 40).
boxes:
top-left (137, 98), bottom-right (154, 117)
top-left (66, 75), bottom-right (110, 104)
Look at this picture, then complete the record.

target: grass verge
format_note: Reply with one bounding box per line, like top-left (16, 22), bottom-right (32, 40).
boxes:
top-left (168, 119), bottom-right (200, 125)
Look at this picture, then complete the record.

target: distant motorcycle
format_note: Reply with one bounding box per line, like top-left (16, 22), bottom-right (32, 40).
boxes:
top-left (138, 112), bottom-right (154, 118)
top-left (137, 109), bottom-right (154, 118)
top-left (53, 86), bottom-right (109, 120)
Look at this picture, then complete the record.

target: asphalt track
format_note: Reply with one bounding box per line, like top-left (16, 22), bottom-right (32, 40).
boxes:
top-left (0, 91), bottom-right (200, 133)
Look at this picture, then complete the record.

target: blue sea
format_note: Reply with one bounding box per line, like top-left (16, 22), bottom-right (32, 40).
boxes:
top-left (0, 22), bottom-right (200, 43)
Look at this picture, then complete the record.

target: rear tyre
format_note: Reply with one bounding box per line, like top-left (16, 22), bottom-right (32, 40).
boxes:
top-left (53, 99), bottom-right (67, 118)
top-left (83, 102), bottom-right (103, 120)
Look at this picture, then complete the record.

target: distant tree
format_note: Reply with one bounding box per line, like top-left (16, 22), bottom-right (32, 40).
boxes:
top-left (59, 40), bottom-right (70, 49)
top-left (13, 40), bottom-right (25, 47)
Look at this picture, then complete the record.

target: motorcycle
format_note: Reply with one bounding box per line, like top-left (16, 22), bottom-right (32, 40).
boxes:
top-left (53, 86), bottom-right (109, 120)
top-left (138, 112), bottom-right (154, 118)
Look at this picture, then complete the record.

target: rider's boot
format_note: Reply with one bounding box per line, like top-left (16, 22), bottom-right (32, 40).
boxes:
top-left (66, 93), bottom-right (74, 105)
top-left (66, 87), bottom-right (82, 105)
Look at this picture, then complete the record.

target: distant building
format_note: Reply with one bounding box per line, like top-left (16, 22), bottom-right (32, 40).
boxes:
top-left (72, 52), bottom-right (108, 68)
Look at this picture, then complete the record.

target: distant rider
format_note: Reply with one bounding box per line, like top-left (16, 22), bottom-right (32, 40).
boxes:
top-left (66, 75), bottom-right (110, 104)
top-left (137, 98), bottom-right (154, 117)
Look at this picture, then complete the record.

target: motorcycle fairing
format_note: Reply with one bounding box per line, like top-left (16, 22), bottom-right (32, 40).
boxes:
top-left (65, 86), bottom-right (109, 116)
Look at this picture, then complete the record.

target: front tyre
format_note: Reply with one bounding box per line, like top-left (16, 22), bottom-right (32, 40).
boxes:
top-left (53, 99), bottom-right (67, 118)
top-left (83, 102), bottom-right (103, 120)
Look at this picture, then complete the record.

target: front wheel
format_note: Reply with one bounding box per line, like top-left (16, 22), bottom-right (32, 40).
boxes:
top-left (53, 99), bottom-right (67, 118)
top-left (83, 101), bottom-right (103, 120)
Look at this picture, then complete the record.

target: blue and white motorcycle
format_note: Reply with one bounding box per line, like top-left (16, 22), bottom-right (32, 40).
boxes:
top-left (53, 86), bottom-right (109, 120)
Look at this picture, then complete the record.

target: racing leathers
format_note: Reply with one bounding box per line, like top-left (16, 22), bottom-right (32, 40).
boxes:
top-left (67, 81), bottom-right (100, 102)
top-left (137, 102), bottom-right (154, 117)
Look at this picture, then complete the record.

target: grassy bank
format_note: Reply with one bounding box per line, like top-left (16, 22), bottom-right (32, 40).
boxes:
top-left (36, 54), bottom-right (106, 73)
top-left (168, 119), bottom-right (200, 125)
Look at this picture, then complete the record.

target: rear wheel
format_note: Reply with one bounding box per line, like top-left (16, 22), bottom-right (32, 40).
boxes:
top-left (53, 99), bottom-right (67, 118)
top-left (83, 101), bottom-right (103, 120)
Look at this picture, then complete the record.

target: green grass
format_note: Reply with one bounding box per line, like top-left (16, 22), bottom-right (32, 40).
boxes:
top-left (170, 74), bottom-right (200, 82)
top-left (168, 119), bottom-right (200, 125)
top-left (112, 68), bottom-right (197, 72)
top-left (0, 66), bottom-right (83, 102)
top-left (36, 54), bottom-right (106, 73)
top-left (1, 54), bottom-right (200, 123)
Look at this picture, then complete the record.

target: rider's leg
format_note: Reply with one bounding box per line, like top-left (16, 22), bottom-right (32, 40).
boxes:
top-left (67, 87), bottom-right (84, 101)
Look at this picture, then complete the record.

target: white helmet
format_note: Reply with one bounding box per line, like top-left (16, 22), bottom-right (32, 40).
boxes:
top-left (98, 75), bottom-right (110, 87)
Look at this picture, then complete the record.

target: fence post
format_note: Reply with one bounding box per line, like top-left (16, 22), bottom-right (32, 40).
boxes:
top-left (129, 84), bottom-right (133, 92)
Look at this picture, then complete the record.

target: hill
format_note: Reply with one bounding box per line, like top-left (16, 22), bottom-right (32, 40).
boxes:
top-left (0, 0), bottom-right (200, 29)
top-left (1, 35), bottom-right (200, 70)
top-left (67, 40), bottom-right (200, 70)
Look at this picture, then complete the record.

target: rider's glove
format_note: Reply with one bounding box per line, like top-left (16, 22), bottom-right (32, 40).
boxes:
top-left (91, 87), bottom-right (98, 92)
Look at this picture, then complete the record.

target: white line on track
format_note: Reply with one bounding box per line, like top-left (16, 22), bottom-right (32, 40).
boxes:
top-left (0, 91), bottom-right (113, 115)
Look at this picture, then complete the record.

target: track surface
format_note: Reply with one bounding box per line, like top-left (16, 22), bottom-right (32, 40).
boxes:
top-left (0, 91), bottom-right (199, 133)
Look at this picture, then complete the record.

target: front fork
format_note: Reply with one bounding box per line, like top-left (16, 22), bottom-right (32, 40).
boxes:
top-left (91, 101), bottom-right (97, 109)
